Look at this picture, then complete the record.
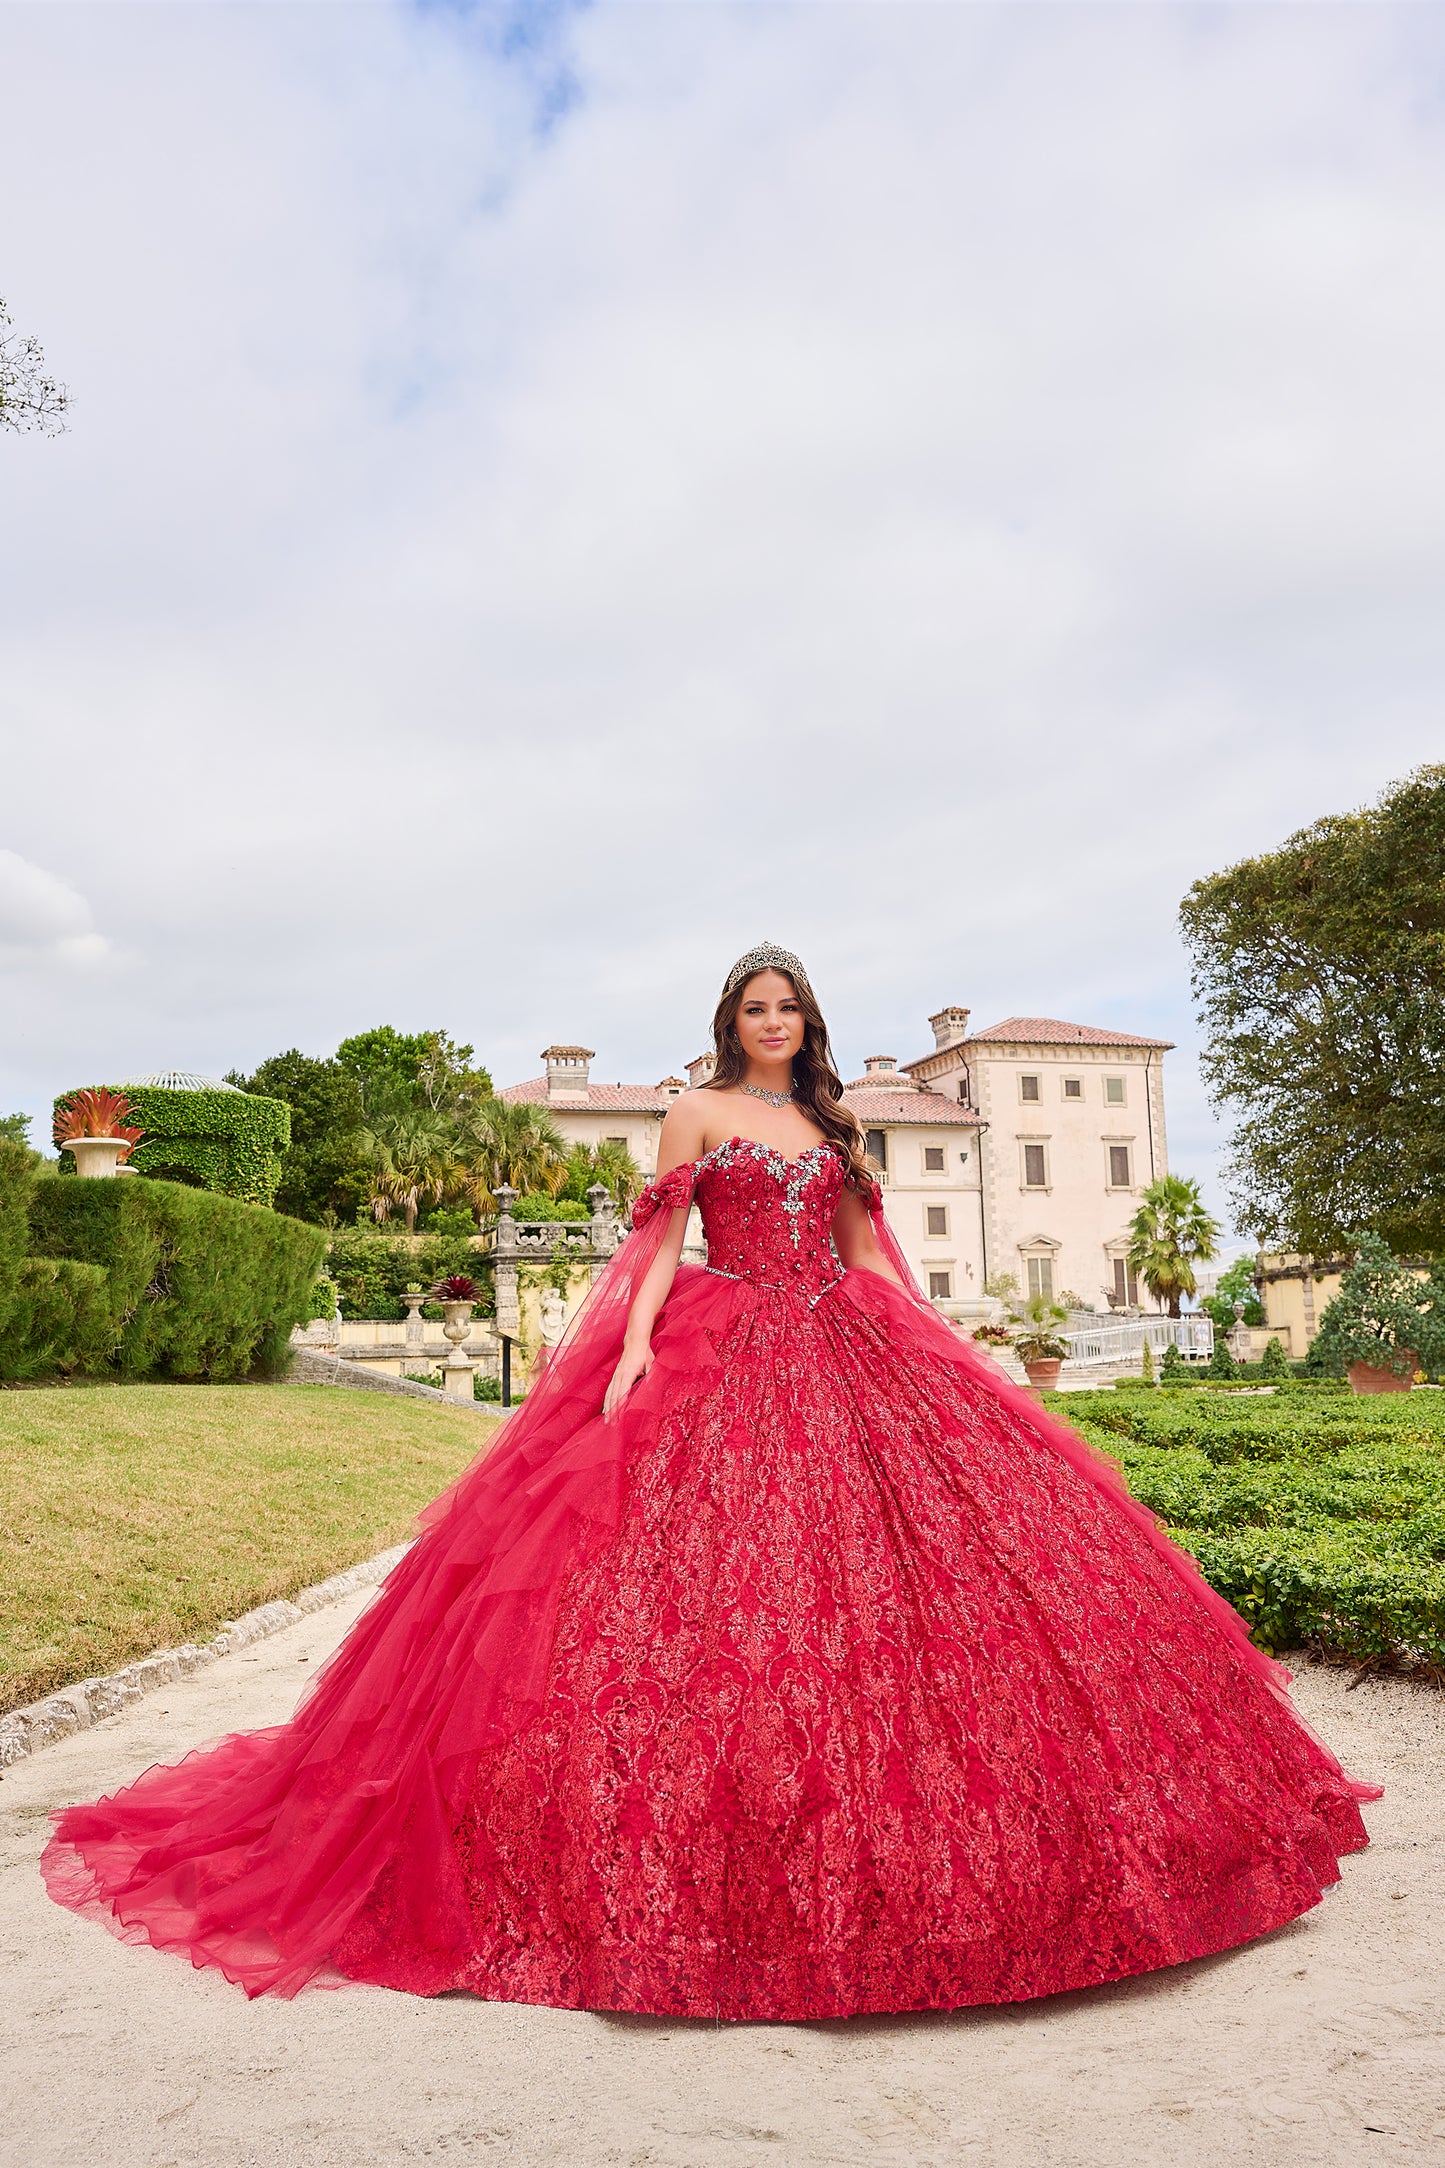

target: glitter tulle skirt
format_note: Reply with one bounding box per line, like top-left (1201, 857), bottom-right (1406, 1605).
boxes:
top-left (42, 1246), bottom-right (1374, 2018)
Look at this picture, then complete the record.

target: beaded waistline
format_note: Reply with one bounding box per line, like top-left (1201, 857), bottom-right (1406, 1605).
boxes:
top-left (703, 1263), bottom-right (844, 1311)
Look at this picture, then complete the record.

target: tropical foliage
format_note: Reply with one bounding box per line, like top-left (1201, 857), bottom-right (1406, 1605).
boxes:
top-left (1002, 1287), bottom-right (1071, 1364)
top-left (1126, 1175), bottom-right (1220, 1317)
top-left (1181, 763), bottom-right (1445, 1253)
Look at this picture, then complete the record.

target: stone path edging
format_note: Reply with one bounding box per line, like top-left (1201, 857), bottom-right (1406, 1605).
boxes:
top-left (0, 1540), bottom-right (413, 1772)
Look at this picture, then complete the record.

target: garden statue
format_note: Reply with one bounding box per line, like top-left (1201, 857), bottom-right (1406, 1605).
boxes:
top-left (540, 1289), bottom-right (568, 1348)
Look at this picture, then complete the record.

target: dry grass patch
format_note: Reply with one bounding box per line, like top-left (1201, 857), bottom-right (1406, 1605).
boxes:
top-left (0, 1384), bottom-right (498, 1712)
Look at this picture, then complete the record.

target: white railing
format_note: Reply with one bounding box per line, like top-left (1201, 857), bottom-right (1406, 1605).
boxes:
top-left (1062, 1315), bottom-right (1214, 1367)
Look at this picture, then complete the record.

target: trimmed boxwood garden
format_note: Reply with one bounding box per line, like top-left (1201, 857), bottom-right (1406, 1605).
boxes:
top-left (0, 1140), bottom-right (325, 1382)
top-left (1055, 1386), bottom-right (1445, 1669)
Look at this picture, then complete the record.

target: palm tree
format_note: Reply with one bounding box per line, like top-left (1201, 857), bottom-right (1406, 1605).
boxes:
top-left (462, 1099), bottom-right (569, 1215)
top-left (565, 1138), bottom-right (644, 1212)
top-left (1126, 1175), bottom-right (1221, 1318)
top-left (356, 1097), bottom-right (456, 1232)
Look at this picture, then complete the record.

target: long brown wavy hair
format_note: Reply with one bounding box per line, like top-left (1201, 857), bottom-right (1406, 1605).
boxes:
top-left (704, 966), bottom-right (874, 1193)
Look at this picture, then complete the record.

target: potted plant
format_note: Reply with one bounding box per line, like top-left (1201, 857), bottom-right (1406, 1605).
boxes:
top-left (52, 1087), bottom-right (145, 1178)
top-left (1310, 1237), bottom-right (1443, 1394)
top-left (1007, 1289), bottom-right (1072, 1390)
top-left (431, 1273), bottom-right (482, 1397)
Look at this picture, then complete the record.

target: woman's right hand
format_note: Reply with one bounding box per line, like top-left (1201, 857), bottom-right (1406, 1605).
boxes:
top-left (603, 1339), bottom-right (653, 1423)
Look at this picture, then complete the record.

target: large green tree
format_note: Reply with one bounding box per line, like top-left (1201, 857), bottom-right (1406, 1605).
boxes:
top-left (336, 1027), bottom-right (491, 1118)
top-left (225, 1052), bottom-right (369, 1224)
top-left (1180, 765), bottom-right (1445, 1256)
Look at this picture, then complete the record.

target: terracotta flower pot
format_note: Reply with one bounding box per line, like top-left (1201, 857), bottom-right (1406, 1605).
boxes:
top-left (1023, 1358), bottom-right (1063, 1390)
top-left (1347, 1354), bottom-right (1417, 1395)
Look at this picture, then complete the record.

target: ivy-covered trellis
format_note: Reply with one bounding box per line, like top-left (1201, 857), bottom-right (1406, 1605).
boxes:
top-left (54, 1073), bottom-right (291, 1208)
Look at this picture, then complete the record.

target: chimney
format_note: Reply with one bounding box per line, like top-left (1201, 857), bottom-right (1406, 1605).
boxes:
top-left (542, 1045), bottom-right (594, 1102)
top-left (929, 1006), bottom-right (970, 1052)
top-left (864, 1055), bottom-right (899, 1077)
top-left (657, 1076), bottom-right (687, 1102)
top-left (685, 1051), bottom-right (716, 1089)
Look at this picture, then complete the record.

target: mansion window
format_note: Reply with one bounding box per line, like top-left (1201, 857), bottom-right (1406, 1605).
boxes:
top-left (1108, 1143), bottom-right (1133, 1188)
top-left (1112, 1257), bottom-right (1140, 1307)
top-left (923, 1144), bottom-right (945, 1173)
top-left (605, 1135), bottom-right (627, 1150)
top-left (1022, 1142), bottom-right (1048, 1189)
top-left (928, 1270), bottom-right (953, 1301)
top-left (926, 1204), bottom-right (949, 1237)
top-left (1027, 1256), bottom-right (1055, 1301)
top-left (1019, 1073), bottom-right (1041, 1103)
top-left (1063, 1076), bottom-right (1083, 1100)
top-left (1104, 1075), bottom-right (1126, 1106)
top-left (865, 1128), bottom-right (888, 1176)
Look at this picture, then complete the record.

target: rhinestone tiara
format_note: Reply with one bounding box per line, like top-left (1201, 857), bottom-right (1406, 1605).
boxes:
top-left (722, 942), bottom-right (815, 999)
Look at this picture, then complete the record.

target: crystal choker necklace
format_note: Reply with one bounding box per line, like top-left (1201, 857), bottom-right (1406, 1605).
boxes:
top-left (740, 1081), bottom-right (794, 1108)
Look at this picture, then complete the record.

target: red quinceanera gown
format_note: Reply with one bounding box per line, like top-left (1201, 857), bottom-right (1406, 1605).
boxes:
top-left (43, 1141), bottom-right (1376, 2017)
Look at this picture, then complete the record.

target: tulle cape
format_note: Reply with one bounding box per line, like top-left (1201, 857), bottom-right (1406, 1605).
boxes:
top-left (41, 1155), bottom-right (1376, 1999)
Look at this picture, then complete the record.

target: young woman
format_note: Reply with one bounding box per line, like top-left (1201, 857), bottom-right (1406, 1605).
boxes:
top-left (44, 944), bottom-right (1375, 2018)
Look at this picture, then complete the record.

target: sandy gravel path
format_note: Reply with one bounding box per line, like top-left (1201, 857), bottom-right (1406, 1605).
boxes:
top-left (1, 1587), bottom-right (1439, 2168)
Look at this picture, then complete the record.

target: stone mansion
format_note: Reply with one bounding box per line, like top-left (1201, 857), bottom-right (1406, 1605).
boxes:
top-left (501, 1005), bottom-right (1172, 1314)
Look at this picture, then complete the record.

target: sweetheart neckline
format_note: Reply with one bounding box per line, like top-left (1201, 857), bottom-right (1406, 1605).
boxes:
top-left (695, 1136), bottom-right (836, 1176)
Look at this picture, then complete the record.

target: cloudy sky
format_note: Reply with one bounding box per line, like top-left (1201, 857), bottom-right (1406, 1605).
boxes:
top-left (3, 0), bottom-right (1443, 1230)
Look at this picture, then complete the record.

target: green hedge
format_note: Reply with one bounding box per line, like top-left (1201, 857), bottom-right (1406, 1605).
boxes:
top-left (54, 1083), bottom-right (291, 1207)
top-left (0, 1137), bottom-right (34, 1325)
top-left (1054, 1388), bottom-right (1445, 1666)
top-left (16, 1176), bottom-right (325, 1381)
top-left (0, 1258), bottom-right (115, 1379)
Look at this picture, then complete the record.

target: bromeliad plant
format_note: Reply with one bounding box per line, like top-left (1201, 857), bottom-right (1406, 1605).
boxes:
top-left (1310, 1236), bottom-right (1445, 1382)
top-left (52, 1088), bottom-right (145, 1158)
top-left (430, 1274), bottom-right (481, 1307)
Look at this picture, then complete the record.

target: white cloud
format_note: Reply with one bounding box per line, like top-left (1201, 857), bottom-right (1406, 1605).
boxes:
top-left (1, 1), bottom-right (1443, 1222)
top-left (0, 849), bottom-right (110, 967)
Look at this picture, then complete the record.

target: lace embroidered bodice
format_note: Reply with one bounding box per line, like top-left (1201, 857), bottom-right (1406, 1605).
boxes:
top-left (638, 1137), bottom-right (847, 1306)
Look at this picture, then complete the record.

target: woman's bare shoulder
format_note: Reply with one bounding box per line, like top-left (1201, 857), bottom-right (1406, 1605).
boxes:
top-left (656, 1091), bottom-right (716, 1171)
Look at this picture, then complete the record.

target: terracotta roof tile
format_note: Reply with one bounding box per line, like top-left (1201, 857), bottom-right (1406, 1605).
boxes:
top-left (843, 1086), bottom-right (982, 1127)
top-left (964, 1016), bottom-right (1173, 1048)
top-left (499, 1078), bottom-right (671, 1112)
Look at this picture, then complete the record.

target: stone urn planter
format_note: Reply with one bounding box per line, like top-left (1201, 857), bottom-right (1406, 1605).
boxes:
top-left (1022, 1358), bottom-right (1063, 1391)
top-left (64, 1136), bottom-right (133, 1179)
top-left (400, 1291), bottom-right (428, 1353)
top-left (430, 1275), bottom-right (483, 1400)
top-left (439, 1302), bottom-right (476, 1397)
top-left (1347, 1354), bottom-right (1418, 1395)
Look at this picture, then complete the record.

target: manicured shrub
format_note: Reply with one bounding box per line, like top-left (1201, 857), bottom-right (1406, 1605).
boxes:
top-left (1054, 1387), bottom-right (1445, 1665)
top-left (0, 1259), bottom-right (115, 1378)
top-left (0, 1137), bottom-right (36, 1333)
top-left (53, 1081), bottom-right (291, 1207)
top-left (1309, 1235), bottom-right (1445, 1382)
top-left (1159, 1342), bottom-right (1195, 1385)
top-left (23, 1176), bottom-right (325, 1381)
top-left (1207, 1336), bottom-right (1240, 1381)
top-left (1259, 1336), bottom-right (1292, 1382)
top-left (1139, 1340), bottom-right (1155, 1383)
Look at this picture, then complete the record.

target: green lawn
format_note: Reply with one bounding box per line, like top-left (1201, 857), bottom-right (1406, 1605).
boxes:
top-left (0, 1384), bottom-right (497, 1713)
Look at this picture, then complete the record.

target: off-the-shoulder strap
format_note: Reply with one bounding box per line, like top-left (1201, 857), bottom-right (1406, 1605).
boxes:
top-left (630, 1162), bottom-right (697, 1230)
